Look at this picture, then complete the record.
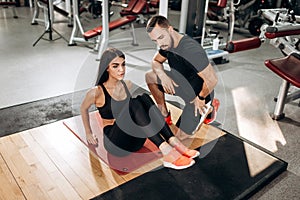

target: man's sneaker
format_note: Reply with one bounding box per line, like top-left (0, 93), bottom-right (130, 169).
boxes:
top-left (192, 101), bottom-right (213, 134)
top-left (204, 99), bottom-right (220, 124)
top-left (164, 111), bottom-right (172, 125)
top-left (163, 155), bottom-right (195, 170)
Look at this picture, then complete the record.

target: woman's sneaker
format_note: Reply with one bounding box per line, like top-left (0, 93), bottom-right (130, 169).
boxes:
top-left (163, 147), bottom-right (195, 170)
top-left (169, 137), bottom-right (200, 159)
top-left (163, 155), bottom-right (195, 170)
top-left (182, 149), bottom-right (200, 159)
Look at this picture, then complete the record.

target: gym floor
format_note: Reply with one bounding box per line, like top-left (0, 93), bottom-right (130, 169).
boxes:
top-left (1, 3), bottom-right (299, 200)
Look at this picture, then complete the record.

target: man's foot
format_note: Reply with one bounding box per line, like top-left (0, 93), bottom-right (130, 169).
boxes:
top-left (204, 99), bottom-right (220, 124)
top-left (163, 148), bottom-right (195, 170)
top-left (164, 111), bottom-right (172, 125)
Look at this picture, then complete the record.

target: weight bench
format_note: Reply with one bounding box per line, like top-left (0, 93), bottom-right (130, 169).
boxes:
top-left (119, 0), bottom-right (156, 22)
top-left (83, 15), bottom-right (137, 41)
top-left (262, 12), bottom-right (300, 119)
top-left (149, 0), bottom-right (160, 8)
top-left (0, 0), bottom-right (18, 18)
top-left (120, 0), bottom-right (138, 13)
top-left (209, 0), bottom-right (227, 8)
top-left (264, 53), bottom-right (300, 120)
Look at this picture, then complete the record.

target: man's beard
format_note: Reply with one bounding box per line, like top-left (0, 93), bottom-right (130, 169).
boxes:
top-left (164, 36), bottom-right (174, 51)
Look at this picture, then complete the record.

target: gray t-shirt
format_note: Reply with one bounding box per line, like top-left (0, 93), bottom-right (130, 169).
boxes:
top-left (159, 35), bottom-right (209, 78)
top-left (158, 35), bottom-right (210, 100)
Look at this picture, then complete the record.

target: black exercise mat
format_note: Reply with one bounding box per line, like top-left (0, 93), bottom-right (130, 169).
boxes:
top-left (0, 92), bottom-right (82, 137)
top-left (92, 133), bottom-right (287, 200)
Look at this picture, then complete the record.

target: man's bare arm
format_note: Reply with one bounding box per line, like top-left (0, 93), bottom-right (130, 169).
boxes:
top-left (198, 63), bottom-right (218, 97)
top-left (152, 52), bottom-right (167, 78)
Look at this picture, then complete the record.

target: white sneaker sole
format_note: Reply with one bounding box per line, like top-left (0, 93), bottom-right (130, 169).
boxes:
top-left (163, 159), bottom-right (195, 170)
top-left (188, 151), bottom-right (200, 159)
top-left (192, 101), bottom-right (213, 134)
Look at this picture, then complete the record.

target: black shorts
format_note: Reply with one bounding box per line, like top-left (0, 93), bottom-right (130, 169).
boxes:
top-left (157, 70), bottom-right (214, 134)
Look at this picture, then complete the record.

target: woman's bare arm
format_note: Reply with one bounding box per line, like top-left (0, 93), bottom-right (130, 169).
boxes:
top-left (80, 87), bottom-right (99, 144)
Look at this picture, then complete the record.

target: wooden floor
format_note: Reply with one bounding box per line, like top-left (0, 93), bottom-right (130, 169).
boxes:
top-left (0, 104), bottom-right (224, 200)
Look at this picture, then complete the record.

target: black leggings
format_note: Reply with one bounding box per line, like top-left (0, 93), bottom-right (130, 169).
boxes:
top-left (103, 94), bottom-right (174, 157)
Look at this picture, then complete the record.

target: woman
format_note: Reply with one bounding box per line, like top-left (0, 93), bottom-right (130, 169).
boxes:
top-left (80, 48), bottom-right (199, 170)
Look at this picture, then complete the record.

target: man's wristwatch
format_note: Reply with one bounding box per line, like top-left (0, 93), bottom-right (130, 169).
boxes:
top-left (198, 96), bottom-right (205, 100)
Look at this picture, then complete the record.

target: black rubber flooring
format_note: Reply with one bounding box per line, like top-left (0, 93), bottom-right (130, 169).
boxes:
top-left (92, 133), bottom-right (287, 200)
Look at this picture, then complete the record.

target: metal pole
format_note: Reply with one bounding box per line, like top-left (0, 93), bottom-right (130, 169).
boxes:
top-left (179, 0), bottom-right (189, 33)
top-left (159, 0), bottom-right (168, 17)
top-left (98, 0), bottom-right (109, 60)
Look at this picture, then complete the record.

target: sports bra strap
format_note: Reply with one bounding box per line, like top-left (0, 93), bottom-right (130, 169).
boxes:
top-left (99, 80), bottom-right (131, 100)
top-left (121, 80), bottom-right (131, 97)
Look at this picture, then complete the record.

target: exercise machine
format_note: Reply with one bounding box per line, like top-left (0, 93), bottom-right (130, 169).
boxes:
top-left (31, 0), bottom-right (71, 26)
top-left (69, 0), bottom-right (145, 51)
top-left (179, 0), bottom-right (230, 64)
top-left (32, 0), bottom-right (68, 46)
top-left (0, 0), bottom-right (18, 18)
top-left (226, 8), bottom-right (300, 120)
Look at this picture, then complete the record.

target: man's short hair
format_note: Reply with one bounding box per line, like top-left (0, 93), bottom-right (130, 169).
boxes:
top-left (146, 15), bottom-right (170, 33)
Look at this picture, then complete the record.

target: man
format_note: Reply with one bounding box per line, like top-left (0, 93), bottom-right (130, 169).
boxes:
top-left (145, 15), bottom-right (220, 138)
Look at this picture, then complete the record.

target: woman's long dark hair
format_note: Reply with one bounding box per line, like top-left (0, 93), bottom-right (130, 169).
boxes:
top-left (96, 48), bottom-right (125, 86)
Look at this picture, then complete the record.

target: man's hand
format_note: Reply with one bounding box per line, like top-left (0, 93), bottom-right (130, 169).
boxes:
top-left (190, 96), bottom-right (208, 116)
top-left (159, 73), bottom-right (178, 95)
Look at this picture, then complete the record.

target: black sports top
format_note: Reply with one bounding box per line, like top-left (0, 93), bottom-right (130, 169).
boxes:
top-left (97, 81), bottom-right (131, 119)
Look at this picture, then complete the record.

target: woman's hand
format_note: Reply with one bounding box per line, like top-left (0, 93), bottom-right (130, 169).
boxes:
top-left (190, 96), bottom-right (208, 117)
top-left (86, 132), bottom-right (98, 145)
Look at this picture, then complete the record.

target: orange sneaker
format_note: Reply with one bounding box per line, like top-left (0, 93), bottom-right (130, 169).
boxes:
top-left (169, 137), bottom-right (200, 159)
top-left (163, 155), bottom-right (195, 170)
top-left (162, 147), bottom-right (195, 170)
top-left (164, 111), bottom-right (172, 125)
top-left (204, 98), bottom-right (220, 124)
top-left (182, 149), bottom-right (200, 159)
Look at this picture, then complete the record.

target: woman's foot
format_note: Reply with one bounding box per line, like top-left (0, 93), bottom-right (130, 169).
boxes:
top-left (169, 137), bottom-right (200, 159)
top-left (163, 155), bottom-right (195, 170)
top-left (160, 142), bottom-right (195, 170)
top-left (163, 148), bottom-right (195, 170)
top-left (181, 149), bottom-right (200, 159)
